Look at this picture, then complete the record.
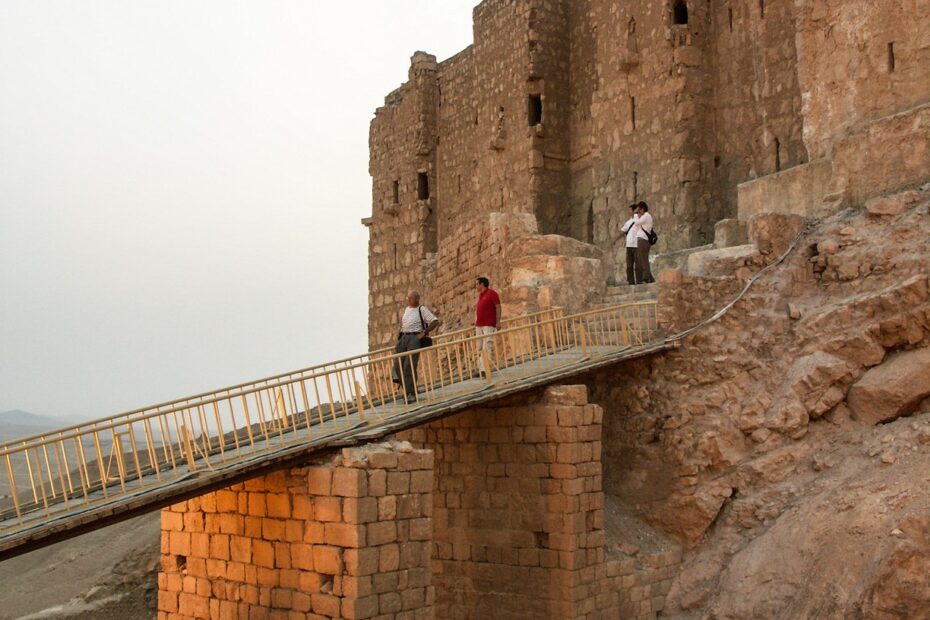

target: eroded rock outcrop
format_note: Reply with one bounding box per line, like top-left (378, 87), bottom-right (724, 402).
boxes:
top-left (848, 347), bottom-right (930, 425)
top-left (583, 187), bottom-right (930, 617)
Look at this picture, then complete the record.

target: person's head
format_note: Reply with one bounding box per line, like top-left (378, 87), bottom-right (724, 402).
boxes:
top-left (476, 277), bottom-right (490, 293)
top-left (406, 290), bottom-right (420, 308)
top-left (637, 201), bottom-right (649, 214)
top-left (628, 203), bottom-right (638, 213)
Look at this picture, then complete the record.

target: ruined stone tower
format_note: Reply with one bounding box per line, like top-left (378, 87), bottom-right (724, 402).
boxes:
top-left (365, 0), bottom-right (930, 348)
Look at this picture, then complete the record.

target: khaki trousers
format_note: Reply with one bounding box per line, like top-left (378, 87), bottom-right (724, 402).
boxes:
top-left (475, 326), bottom-right (497, 372)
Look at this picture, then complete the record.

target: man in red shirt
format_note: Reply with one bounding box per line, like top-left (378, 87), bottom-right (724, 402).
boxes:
top-left (475, 276), bottom-right (501, 373)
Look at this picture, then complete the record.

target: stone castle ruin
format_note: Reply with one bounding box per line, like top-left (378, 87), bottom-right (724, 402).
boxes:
top-left (3, 2), bottom-right (930, 619)
top-left (149, 1), bottom-right (930, 618)
top-left (364, 0), bottom-right (929, 346)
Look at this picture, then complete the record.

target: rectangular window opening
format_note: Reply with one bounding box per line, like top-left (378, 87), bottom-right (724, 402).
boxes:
top-left (888, 42), bottom-right (896, 73)
top-left (630, 96), bottom-right (636, 130)
top-left (633, 171), bottom-right (639, 200)
top-left (586, 204), bottom-right (595, 244)
top-left (673, 0), bottom-right (689, 25)
top-left (728, 8), bottom-right (733, 31)
top-left (528, 94), bottom-right (543, 126)
top-left (759, 0), bottom-right (765, 19)
top-left (392, 180), bottom-right (399, 204)
top-left (417, 172), bottom-right (430, 200)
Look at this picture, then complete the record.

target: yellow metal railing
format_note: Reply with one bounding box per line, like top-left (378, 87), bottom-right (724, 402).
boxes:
top-left (0, 301), bottom-right (657, 534)
top-left (368, 307), bottom-right (565, 360)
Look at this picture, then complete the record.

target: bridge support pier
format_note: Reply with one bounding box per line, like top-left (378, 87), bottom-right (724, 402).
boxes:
top-left (396, 384), bottom-right (680, 619)
top-left (396, 384), bottom-right (609, 618)
top-left (158, 442), bottom-right (434, 620)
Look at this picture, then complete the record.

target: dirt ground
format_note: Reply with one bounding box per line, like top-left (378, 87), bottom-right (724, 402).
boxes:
top-left (0, 512), bottom-right (160, 620)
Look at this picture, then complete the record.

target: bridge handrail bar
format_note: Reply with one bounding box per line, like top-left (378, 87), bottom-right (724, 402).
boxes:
top-left (0, 306), bottom-right (572, 454)
top-left (0, 307), bottom-right (565, 452)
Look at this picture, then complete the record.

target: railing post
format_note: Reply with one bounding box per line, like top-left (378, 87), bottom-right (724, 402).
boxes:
top-left (180, 425), bottom-right (198, 472)
top-left (579, 322), bottom-right (588, 357)
top-left (482, 349), bottom-right (494, 385)
top-left (4, 454), bottom-right (21, 520)
top-left (354, 380), bottom-right (366, 422)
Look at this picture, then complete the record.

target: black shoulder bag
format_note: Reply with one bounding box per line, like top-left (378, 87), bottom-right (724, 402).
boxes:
top-left (418, 306), bottom-right (433, 347)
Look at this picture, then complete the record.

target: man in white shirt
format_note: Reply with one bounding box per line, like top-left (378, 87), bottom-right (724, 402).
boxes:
top-left (394, 290), bottom-right (441, 402)
top-left (633, 202), bottom-right (655, 284)
top-left (620, 203), bottom-right (640, 285)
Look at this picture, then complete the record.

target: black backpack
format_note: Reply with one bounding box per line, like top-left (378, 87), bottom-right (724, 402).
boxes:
top-left (646, 229), bottom-right (658, 246)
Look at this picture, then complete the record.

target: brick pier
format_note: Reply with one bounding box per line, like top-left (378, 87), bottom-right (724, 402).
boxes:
top-left (158, 444), bottom-right (434, 619)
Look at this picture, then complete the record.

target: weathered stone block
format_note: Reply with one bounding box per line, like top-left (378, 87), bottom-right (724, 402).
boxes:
top-left (848, 347), bottom-right (930, 425)
top-left (737, 159), bottom-right (835, 221)
top-left (332, 468), bottom-right (368, 498)
top-left (673, 46), bottom-right (702, 67)
top-left (748, 213), bottom-right (806, 257)
top-left (543, 385), bottom-right (588, 406)
top-left (865, 190), bottom-right (921, 216)
top-left (713, 219), bottom-right (748, 249)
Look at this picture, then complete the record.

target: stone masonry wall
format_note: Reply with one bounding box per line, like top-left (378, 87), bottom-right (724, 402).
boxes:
top-left (795, 0), bottom-right (930, 160)
top-left (367, 52), bottom-right (440, 349)
top-left (574, 0), bottom-right (724, 259)
top-left (157, 443), bottom-right (434, 620)
top-left (707, 0), bottom-right (807, 211)
top-left (397, 384), bottom-right (680, 619)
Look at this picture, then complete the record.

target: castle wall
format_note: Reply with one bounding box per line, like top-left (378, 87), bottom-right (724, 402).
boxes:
top-left (365, 0), bottom-right (929, 345)
top-left (795, 0), bottom-right (930, 159)
top-left (572, 0), bottom-right (722, 274)
top-left (707, 0), bottom-right (807, 210)
top-left (367, 53), bottom-right (440, 348)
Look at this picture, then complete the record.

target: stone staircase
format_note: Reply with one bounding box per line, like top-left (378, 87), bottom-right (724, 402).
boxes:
top-left (599, 282), bottom-right (659, 308)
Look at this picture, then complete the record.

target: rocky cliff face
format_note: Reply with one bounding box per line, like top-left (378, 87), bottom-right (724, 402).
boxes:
top-left (583, 186), bottom-right (930, 617)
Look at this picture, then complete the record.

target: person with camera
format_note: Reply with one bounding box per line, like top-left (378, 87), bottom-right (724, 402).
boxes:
top-left (632, 201), bottom-right (655, 284)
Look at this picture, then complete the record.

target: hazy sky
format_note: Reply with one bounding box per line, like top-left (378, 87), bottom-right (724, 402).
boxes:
top-left (0, 1), bottom-right (476, 420)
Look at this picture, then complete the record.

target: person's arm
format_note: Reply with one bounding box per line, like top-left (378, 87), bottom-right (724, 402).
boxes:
top-left (620, 217), bottom-right (633, 233)
top-left (422, 318), bottom-right (441, 337)
top-left (418, 306), bottom-right (441, 338)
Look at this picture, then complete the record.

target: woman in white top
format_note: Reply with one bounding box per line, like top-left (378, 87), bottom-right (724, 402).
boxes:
top-left (632, 202), bottom-right (654, 284)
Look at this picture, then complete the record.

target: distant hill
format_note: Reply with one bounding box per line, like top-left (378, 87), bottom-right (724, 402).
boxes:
top-left (0, 409), bottom-right (74, 443)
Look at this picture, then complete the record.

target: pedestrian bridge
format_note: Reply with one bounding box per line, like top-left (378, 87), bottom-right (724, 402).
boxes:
top-left (0, 301), bottom-right (673, 559)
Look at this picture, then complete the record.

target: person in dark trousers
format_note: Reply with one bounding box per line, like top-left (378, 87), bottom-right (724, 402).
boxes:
top-left (394, 290), bottom-right (441, 402)
top-left (633, 201), bottom-right (655, 284)
top-left (620, 203), bottom-right (640, 285)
